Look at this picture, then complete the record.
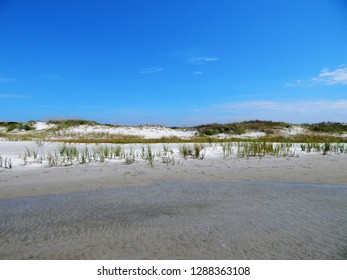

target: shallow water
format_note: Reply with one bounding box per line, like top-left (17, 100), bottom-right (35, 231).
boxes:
top-left (1, 182), bottom-right (347, 259)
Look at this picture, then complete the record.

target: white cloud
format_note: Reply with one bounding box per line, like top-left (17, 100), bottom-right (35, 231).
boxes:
top-left (192, 71), bottom-right (203, 75)
top-left (190, 57), bottom-right (219, 63)
top-left (317, 67), bottom-right (347, 85)
top-left (139, 67), bottom-right (164, 74)
top-left (0, 93), bottom-right (29, 99)
top-left (0, 77), bottom-right (17, 83)
top-left (284, 66), bottom-right (347, 87)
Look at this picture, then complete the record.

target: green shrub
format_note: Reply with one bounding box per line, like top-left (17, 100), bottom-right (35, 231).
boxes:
top-left (6, 122), bottom-right (34, 132)
top-left (304, 122), bottom-right (347, 134)
top-left (47, 119), bottom-right (100, 129)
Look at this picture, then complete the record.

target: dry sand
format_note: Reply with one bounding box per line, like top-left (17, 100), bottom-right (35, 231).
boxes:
top-left (1, 154), bottom-right (346, 199)
top-left (1, 154), bottom-right (347, 259)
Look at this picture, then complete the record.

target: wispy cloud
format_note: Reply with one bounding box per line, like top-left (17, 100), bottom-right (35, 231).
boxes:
top-left (38, 74), bottom-right (63, 80)
top-left (190, 57), bottom-right (219, 64)
top-left (0, 77), bottom-right (17, 83)
top-left (188, 99), bottom-right (347, 124)
top-left (284, 65), bottom-right (347, 87)
top-left (0, 93), bottom-right (30, 99)
top-left (139, 67), bottom-right (164, 74)
top-left (192, 71), bottom-right (203, 75)
top-left (221, 100), bottom-right (347, 112)
top-left (316, 66), bottom-right (347, 85)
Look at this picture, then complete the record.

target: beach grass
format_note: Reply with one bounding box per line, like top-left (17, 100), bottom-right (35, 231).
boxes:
top-left (195, 120), bottom-right (291, 136)
top-left (0, 155), bottom-right (12, 169)
top-left (1, 132), bottom-right (346, 144)
top-left (3, 140), bottom-right (346, 169)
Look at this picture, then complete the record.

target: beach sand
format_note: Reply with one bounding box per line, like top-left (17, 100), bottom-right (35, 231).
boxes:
top-left (1, 154), bottom-right (347, 259)
top-left (1, 154), bottom-right (346, 199)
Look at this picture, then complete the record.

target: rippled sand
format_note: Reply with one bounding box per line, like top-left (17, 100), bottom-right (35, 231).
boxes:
top-left (1, 182), bottom-right (347, 259)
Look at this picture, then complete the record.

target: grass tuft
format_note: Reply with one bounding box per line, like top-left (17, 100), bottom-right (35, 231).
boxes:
top-left (179, 144), bottom-right (193, 159)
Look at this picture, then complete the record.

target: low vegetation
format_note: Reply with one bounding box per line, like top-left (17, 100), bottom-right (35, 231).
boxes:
top-left (195, 120), bottom-right (291, 136)
top-left (0, 155), bottom-right (12, 169)
top-left (47, 119), bottom-right (100, 130)
top-left (300, 142), bottom-right (346, 155)
top-left (0, 121), bottom-right (34, 132)
top-left (235, 142), bottom-right (295, 158)
top-left (20, 144), bottom-right (169, 168)
top-left (303, 122), bottom-right (347, 134)
top-left (0, 139), bottom-right (344, 169)
top-left (0, 119), bottom-right (346, 144)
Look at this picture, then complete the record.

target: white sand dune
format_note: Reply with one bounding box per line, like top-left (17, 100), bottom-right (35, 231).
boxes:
top-left (1, 121), bottom-right (325, 140)
top-left (63, 124), bottom-right (198, 139)
top-left (32, 122), bottom-right (57, 131)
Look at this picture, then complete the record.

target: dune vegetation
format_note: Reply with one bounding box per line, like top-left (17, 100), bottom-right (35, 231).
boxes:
top-left (0, 119), bottom-right (346, 144)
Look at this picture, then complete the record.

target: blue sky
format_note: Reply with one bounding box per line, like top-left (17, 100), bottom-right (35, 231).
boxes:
top-left (1, 0), bottom-right (347, 126)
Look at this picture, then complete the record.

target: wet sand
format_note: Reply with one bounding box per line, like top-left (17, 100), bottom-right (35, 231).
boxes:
top-left (1, 182), bottom-right (347, 259)
top-left (1, 155), bottom-right (347, 259)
